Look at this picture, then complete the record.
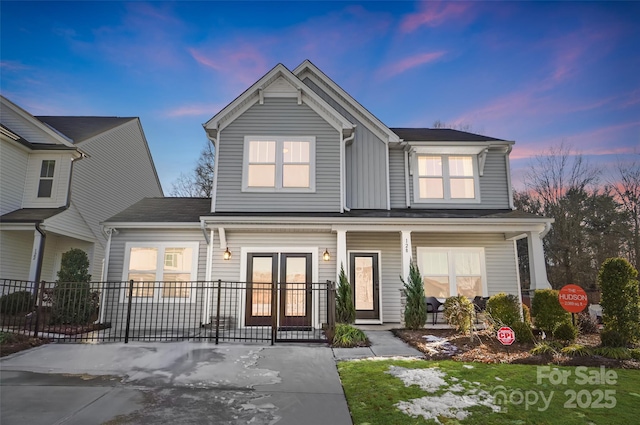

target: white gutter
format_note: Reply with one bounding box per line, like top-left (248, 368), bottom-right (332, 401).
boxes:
top-left (540, 221), bottom-right (552, 238)
top-left (98, 227), bottom-right (117, 324)
top-left (342, 130), bottom-right (356, 212)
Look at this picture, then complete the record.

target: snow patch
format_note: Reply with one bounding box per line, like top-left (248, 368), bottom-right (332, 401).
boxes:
top-left (421, 335), bottom-right (458, 355)
top-left (463, 364), bottom-right (474, 369)
top-left (386, 366), bottom-right (448, 392)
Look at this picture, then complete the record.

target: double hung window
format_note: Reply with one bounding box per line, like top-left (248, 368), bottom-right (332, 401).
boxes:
top-left (37, 160), bottom-right (55, 198)
top-left (244, 136), bottom-right (315, 191)
top-left (416, 155), bottom-right (478, 201)
top-left (417, 247), bottom-right (486, 298)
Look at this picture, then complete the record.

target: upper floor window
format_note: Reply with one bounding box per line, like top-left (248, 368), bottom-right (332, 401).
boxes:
top-left (415, 155), bottom-right (479, 202)
top-left (243, 136), bottom-right (315, 192)
top-left (122, 242), bottom-right (199, 302)
top-left (37, 160), bottom-right (55, 198)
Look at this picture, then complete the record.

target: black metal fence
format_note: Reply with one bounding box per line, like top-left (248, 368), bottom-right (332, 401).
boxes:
top-left (0, 279), bottom-right (336, 344)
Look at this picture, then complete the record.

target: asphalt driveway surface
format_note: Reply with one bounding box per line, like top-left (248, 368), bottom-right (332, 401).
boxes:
top-left (0, 342), bottom-right (352, 425)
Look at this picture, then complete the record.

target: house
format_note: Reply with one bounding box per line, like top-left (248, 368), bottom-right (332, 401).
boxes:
top-left (0, 95), bottom-right (163, 285)
top-left (102, 61), bottom-right (552, 331)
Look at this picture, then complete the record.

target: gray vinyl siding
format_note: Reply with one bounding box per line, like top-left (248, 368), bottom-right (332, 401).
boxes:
top-left (210, 230), bottom-right (337, 327)
top-left (215, 97), bottom-right (341, 212)
top-left (411, 233), bottom-right (519, 296)
top-left (70, 119), bottom-right (163, 257)
top-left (389, 148), bottom-right (406, 209)
top-left (40, 234), bottom-right (94, 282)
top-left (0, 141), bottom-right (28, 215)
top-left (346, 232), bottom-right (402, 323)
top-left (104, 229), bottom-right (207, 332)
top-left (0, 230), bottom-right (33, 280)
top-left (0, 106), bottom-right (60, 145)
top-left (302, 78), bottom-right (388, 210)
top-left (409, 148), bottom-right (511, 209)
top-left (22, 152), bottom-right (73, 209)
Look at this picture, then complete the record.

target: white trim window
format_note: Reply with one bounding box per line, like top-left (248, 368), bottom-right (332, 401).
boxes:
top-left (417, 247), bottom-right (487, 298)
top-left (121, 242), bottom-right (199, 302)
top-left (243, 136), bottom-right (315, 192)
top-left (414, 155), bottom-right (479, 202)
top-left (37, 159), bottom-right (56, 198)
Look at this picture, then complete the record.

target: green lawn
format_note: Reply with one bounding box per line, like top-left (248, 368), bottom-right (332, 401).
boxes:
top-left (338, 359), bottom-right (640, 425)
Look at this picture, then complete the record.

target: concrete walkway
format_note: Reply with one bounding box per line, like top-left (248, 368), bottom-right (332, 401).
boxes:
top-left (0, 342), bottom-right (352, 425)
top-left (332, 329), bottom-right (423, 360)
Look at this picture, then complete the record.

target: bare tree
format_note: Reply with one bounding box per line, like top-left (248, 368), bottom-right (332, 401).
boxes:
top-left (432, 120), bottom-right (474, 132)
top-left (609, 155), bottom-right (640, 270)
top-left (170, 142), bottom-right (215, 197)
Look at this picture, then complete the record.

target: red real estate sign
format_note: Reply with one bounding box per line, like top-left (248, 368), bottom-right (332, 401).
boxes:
top-left (497, 326), bottom-right (515, 346)
top-left (558, 284), bottom-right (588, 313)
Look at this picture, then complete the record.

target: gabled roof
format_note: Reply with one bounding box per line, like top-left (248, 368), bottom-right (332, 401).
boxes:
top-left (203, 63), bottom-right (355, 140)
top-left (294, 60), bottom-right (400, 144)
top-left (391, 128), bottom-right (509, 143)
top-left (36, 116), bottom-right (135, 144)
top-left (0, 124), bottom-right (77, 151)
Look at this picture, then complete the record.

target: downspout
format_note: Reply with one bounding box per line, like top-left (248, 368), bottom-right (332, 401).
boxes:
top-left (98, 227), bottom-right (116, 324)
top-left (200, 219), bottom-right (211, 245)
top-left (342, 130), bottom-right (356, 212)
top-left (505, 145), bottom-right (515, 210)
top-left (540, 221), bottom-right (552, 238)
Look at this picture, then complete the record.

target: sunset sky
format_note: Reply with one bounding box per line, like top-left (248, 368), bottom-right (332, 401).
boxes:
top-left (2, 1), bottom-right (638, 191)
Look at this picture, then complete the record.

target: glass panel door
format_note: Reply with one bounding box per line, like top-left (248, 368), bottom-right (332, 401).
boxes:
top-left (246, 253), bottom-right (277, 326)
top-left (349, 253), bottom-right (380, 320)
top-left (280, 253), bottom-right (312, 328)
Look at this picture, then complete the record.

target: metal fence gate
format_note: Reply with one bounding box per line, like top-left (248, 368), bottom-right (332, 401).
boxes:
top-left (0, 279), bottom-right (336, 344)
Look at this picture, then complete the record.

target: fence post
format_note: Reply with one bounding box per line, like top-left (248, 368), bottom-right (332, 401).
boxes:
top-left (214, 279), bottom-right (222, 345)
top-left (271, 282), bottom-right (278, 345)
top-left (124, 280), bottom-right (134, 344)
top-left (327, 280), bottom-right (336, 333)
top-left (33, 280), bottom-right (45, 339)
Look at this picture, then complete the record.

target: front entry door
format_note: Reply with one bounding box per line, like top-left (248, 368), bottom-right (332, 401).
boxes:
top-left (279, 253), bottom-right (312, 329)
top-left (350, 253), bottom-right (380, 320)
top-left (246, 253), bottom-right (277, 326)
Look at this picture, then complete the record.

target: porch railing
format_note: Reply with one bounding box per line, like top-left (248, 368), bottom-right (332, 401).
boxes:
top-left (0, 279), bottom-right (336, 344)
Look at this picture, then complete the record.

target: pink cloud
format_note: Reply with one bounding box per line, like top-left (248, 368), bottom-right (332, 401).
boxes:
top-left (164, 103), bottom-right (225, 118)
top-left (0, 61), bottom-right (30, 71)
top-left (377, 51), bottom-right (446, 79)
top-left (188, 45), bottom-right (270, 86)
top-left (400, 1), bottom-right (473, 32)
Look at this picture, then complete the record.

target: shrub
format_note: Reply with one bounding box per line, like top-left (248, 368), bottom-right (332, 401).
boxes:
top-left (336, 264), bottom-right (355, 324)
top-left (401, 262), bottom-right (427, 330)
top-left (561, 344), bottom-right (592, 357)
top-left (600, 329), bottom-right (628, 348)
top-left (512, 321), bottom-right (534, 343)
top-left (51, 249), bottom-right (94, 325)
top-left (593, 347), bottom-right (632, 360)
top-left (486, 293), bottom-right (521, 328)
top-left (443, 295), bottom-right (474, 334)
top-left (0, 291), bottom-right (34, 315)
top-left (630, 348), bottom-right (640, 360)
top-left (531, 289), bottom-right (571, 335)
top-left (332, 323), bottom-right (368, 348)
top-left (598, 257), bottom-right (640, 347)
top-left (576, 312), bottom-right (599, 334)
top-left (522, 304), bottom-right (531, 325)
top-left (553, 322), bottom-right (578, 344)
top-left (530, 342), bottom-right (560, 356)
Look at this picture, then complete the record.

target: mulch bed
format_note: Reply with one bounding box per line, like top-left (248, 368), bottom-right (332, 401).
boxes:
top-left (393, 328), bottom-right (640, 369)
top-left (0, 333), bottom-right (49, 357)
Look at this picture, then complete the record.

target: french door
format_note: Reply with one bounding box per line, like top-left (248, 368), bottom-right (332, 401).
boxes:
top-left (349, 252), bottom-right (380, 320)
top-left (245, 252), bottom-right (312, 327)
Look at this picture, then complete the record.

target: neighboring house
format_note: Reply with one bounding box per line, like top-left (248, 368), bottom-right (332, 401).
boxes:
top-left (103, 61), bottom-right (552, 329)
top-left (0, 95), bottom-right (163, 284)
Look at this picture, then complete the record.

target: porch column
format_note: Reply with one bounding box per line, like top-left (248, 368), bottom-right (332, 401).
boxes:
top-left (527, 231), bottom-right (551, 290)
top-left (401, 230), bottom-right (412, 280)
top-left (336, 229), bottom-right (347, 280)
top-left (28, 228), bottom-right (43, 282)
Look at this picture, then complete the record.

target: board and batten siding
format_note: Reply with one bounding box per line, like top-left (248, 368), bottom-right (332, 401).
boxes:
top-left (0, 230), bottom-right (33, 281)
top-left (0, 141), bottom-right (29, 215)
top-left (346, 232), bottom-right (402, 323)
top-left (104, 229), bottom-right (207, 332)
top-left (210, 230), bottom-right (337, 327)
top-left (411, 233), bottom-right (519, 296)
top-left (388, 148), bottom-right (406, 208)
top-left (215, 97), bottom-right (341, 212)
top-left (409, 148), bottom-right (511, 209)
top-left (302, 78), bottom-right (388, 210)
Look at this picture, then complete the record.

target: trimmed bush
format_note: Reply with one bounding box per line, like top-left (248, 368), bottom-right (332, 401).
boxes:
top-left (576, 312), bottom-right (599, 334)
top-left (443, 295), bottom-right (475, 334)
top-left (531, 289), bottom-right (571, 335)
top-left (332, 323), bottom-right (368, 348)
top-left (512, 320), bottom-right (534, 343)
top-left (600, 329), bottom-right (628, 348)
top-left (336, 264), bottom-right (355, 324)
top-left (598, 257), bottom-right (640, 347)
top-left (401, 262), bottom-right (427, 330)
top-left (486, 293), bottom-right (521, 327)
top-left (0, 291), bottom-right (34, 315)
top-left (553, 321), bottom-right (578, 344)
top-left (51, 248), bottom-right (94, 325)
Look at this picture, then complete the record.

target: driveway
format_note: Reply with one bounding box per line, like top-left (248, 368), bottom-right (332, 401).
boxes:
top-left (0, 342), bottom-right (352, 425)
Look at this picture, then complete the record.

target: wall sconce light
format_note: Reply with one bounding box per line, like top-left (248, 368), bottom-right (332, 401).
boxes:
top-left (322, 248), bottom-right (331, 261)
top-left (223, 247), bottom-right (231, 260)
